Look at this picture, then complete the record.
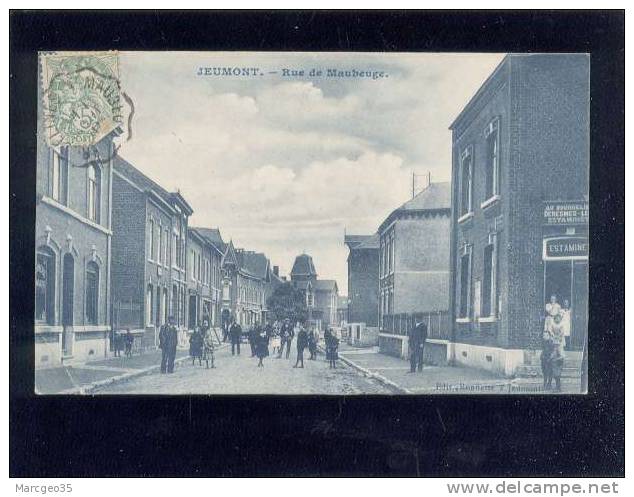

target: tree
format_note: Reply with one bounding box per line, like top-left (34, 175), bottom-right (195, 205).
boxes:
top-left (266, 282), bottom-right (308, 324)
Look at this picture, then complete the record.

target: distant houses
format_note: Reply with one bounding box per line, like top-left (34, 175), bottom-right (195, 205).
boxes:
top-left (36, 149), bottom-right (286, 368)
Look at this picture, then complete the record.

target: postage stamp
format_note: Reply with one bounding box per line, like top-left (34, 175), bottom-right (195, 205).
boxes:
top-left (41, 51), bottom-right (124, 147)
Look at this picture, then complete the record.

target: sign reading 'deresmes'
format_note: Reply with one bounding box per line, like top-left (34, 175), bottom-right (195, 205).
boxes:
top-left (543, 200), bottom-right (589, 226)
top-left (543, 236), bottom-right (589, 261)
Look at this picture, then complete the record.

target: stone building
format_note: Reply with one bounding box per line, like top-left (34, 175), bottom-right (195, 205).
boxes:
top-left (378, 182), bottom-right (452, 324)
top-left (344, 234), bottom-right (379, 327)
top-left (111, 156), bottom-right (193, 348)
top-left (290, 254), bottom-right (339, 330)
top-left (35, 127), bottom-right (120, 367)
top-left (449, 54), bottom-right (589, 376)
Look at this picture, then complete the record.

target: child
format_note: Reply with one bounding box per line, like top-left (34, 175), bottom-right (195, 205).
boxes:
top-left (203, 331), bottom-right (216, 369)
top-left (189, 327), bottom-right (204, 366)
top-left (124, 329), bottom-right (134, 357)
top-left (550, 348), bottom-right (564, 392)
top-left (255, 330), bottom-right (269, 367)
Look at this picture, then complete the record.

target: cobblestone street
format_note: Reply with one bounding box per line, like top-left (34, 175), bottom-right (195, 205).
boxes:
top-left (94, 343), bottom-right (395, 395)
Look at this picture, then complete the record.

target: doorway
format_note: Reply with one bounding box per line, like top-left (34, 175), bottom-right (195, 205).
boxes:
top-left (544, 260), bottom-right (588, 351)
top-left (62, 253), bottom-right (74, 356)
top-left (188, 295), bottom-right (197, 330)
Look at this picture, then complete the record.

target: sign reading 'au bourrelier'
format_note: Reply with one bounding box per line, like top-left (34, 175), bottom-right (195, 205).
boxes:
top-left (543, 236), bottom-right (589, 261)
top-left (543, 200), bottom-right (589, 226)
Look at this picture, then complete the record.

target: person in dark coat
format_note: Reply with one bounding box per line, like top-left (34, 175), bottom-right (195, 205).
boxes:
top-left (541, 335), bottom-right (554, 390)
top-left (189, 327), bottom-right (204, 366)
top-left (248, 325), bottom-right (259, 357)
top-left (293, 324), bottom-right (308, 368)
top-left (124, 328), bottom-right (134, 357)
top-left (407, 321), bottom-right (428, 373)
top-left (255, 329), bottom-right (269, 367)
top-left (229, 319), bottom-right (242, 356)
top-left (307, 329), bottom-right (317, 360)
top-left (159, 316), bottom-right (178, 374)
top-left (113, 331), bottom-right (123, 357)
top-left (326, 334), bottom-right (339, 369)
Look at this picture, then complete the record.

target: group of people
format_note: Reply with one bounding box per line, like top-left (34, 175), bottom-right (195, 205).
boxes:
top-left (112, 328), bottom-right (135, 358)
top-left (541, 295), bottom-right (572, 391)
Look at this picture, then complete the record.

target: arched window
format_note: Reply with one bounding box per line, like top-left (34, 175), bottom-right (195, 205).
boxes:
top-left (86, 261), bottom-right (99, 325)
top-left (35, 246), bottom-right (56, 324)
top-left (87, 165), bottom-right (101, 223)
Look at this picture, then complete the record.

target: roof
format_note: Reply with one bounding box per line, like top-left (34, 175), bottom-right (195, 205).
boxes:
top-left (114, 155), bottom-right (194, 215)
top-left (378, 182), bottom-right (451, 234)
top-left (345, 233), bottom-right (379, 250)
top-left (398, 182), bottom-right (451, 211)
top-left (236, 250), bottom-right (270, 280)
top-left (314, 279), bottom-right (338, 292)
top-left (290, 253), bottom-right (317, 277)
top-left (192, 227), bottom-right (226, 253)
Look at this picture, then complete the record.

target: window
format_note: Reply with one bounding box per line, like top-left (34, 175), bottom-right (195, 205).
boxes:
top-left (85, 261), bottom-right (99, 324)
top-left (149, 219), bottom-right (155, 260)
top-left (165, 229), bottom-right (170, 266)
top-left (158, 226), bottom-right (163, 264)
top-left (482, 237), bottom-right (498, 318)
top-left (484, 119), bottom-right (500, 201)
top-left (35, 247), bottom-right (56, 324)
top-left (458, 250), bottom-right (472, 319)
top-left (87, 165), bottom-right (101, 223)
top-left (459, 147), bottom-right (473, 217)
top-left (156, 286), bottom-right (162, 326)
top-left (51, 147), bottom-right (68, 204)
top-left (146, 285), bottom-right (153, 325)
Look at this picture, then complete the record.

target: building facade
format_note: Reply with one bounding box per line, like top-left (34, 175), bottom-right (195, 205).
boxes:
top-left (190, 227), bottom-right (224, 328)
top-left (449, 54), bottom-right (589, 376)
top-left (111, 157), bottom-right (193, 348)
top-left (35, 127), bottom-right (119, 367)
top-left (344, 234), bottom-right (379, 326)
top-left (290, 254), bottom-right (339, 330)
top-left (377, 182), bottom-right (452, 327)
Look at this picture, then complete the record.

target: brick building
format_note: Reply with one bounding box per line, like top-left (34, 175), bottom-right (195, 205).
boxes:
top-left (344, 234), bottom-right (379, 327)
top-left (290, 254), bottom-right (339, 330)
top-left (35, 126), bottom-right (120, 367)
top-left (449, 54), bottom-right (589, 376)
top-left (111, 157), bottom-right (193, 348)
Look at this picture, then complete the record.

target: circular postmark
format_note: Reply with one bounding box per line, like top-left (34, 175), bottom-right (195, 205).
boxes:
top-left (43, 52), bottom-right (124, 147)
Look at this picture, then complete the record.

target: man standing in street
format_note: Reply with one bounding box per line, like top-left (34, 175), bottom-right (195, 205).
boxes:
top-left (293, 323), bottom-right (308, 369)
top-left (407, 320), bottom-right (428, 373)
top-left (229, 318), bottom-right (242, 356)
top-left (159, 316), bottom-right (178, 374)
top-left (279, 318), bottom-right (293, 359)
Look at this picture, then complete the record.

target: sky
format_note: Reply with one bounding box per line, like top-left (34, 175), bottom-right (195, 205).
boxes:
top-left (117, 52), bottom-right (504, 296)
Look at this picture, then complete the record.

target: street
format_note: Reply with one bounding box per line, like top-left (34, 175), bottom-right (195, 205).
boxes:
top-left (94, 342), bottom-right (395, 395)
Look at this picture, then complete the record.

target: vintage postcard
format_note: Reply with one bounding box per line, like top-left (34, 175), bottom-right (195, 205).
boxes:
top-left (34, 51), bottom-right (589, 395)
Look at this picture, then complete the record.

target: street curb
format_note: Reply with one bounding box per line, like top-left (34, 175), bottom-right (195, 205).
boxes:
top-left (317, 344), bottom-right (412, 394)
top-left (58, 344), bottom-right (230, 394)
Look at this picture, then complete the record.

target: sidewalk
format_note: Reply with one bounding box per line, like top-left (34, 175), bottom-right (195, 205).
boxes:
top-left (35, 348), bottom-right (191, 394)
top-left (336, 342), bottom-right (582, 394)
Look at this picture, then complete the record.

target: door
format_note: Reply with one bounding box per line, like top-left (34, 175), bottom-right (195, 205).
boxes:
top-left (188, 295), bottom-right (197, 330)
top-left (569, 261), bottom-right (588, 350)
top-left (62, 254), bottom-right (74, 356)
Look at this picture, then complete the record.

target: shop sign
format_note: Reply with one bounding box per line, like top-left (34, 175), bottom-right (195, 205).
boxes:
top-left (543, 236), bottom-right (588, 261)
top-left (543, 200), bottom-right (588, 226)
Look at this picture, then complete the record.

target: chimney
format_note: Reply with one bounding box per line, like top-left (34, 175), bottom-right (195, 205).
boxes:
top-left (273, 265), bottom-right (279, 276)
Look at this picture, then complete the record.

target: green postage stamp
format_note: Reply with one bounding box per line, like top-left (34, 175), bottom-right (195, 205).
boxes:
top-left (41, 51), bottom-right (123, 147)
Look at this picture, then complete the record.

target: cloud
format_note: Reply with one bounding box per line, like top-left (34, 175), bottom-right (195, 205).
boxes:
top-left (116, 51), bottom-right (505, 294)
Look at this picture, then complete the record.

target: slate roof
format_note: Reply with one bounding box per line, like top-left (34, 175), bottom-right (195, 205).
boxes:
top-left (290, 254), bottom-right (317, 277)
top-left (314, 279), bottom-right (337, 292)
top-left (113, 155), bottom-right (193, 215)
top-left (378, 181), bottom-right (451, 233)
top-left (345, 233), bottom-right (379, 250)
top-left (236, 250), bottom-right (270, 280)
top-left (192, 227), bottom-right (226, 254)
